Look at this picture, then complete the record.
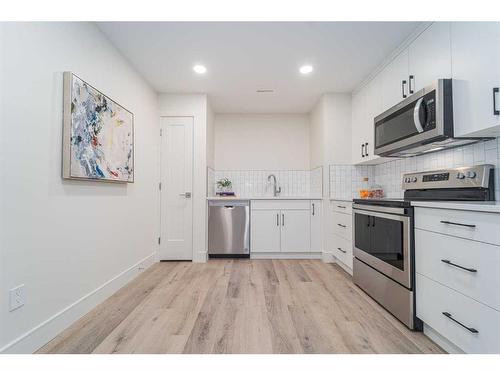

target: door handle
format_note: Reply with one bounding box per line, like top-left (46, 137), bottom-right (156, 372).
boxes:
top-left (442, 312), bottom-right (478, 334)
top-left (409, 75), bottom-right (414, 94)
top-left (493, 88), bottom-right (499, 115)
top-left (312, 203), bottom-right (315, 216)
top-left (337, 247), bottom-right (347, 254)
top-left (440, 220), bottom-right (476, 229)
top-left (364, 142), bottom-right (369, 157)
top-left (277, 213), bottom-right (280, 226)
top-left (282, 213), bottom-right (285, 226)
top-left (361, 143), bottom-right (365, 158)
top-left (402, 80), bottom-right (407, 98)
top-left (179, 192), bottom-right (192, 198)
top-left (337, 223), bottom-right (346, 228)
top-left (441, 259), bottom-right (477, 273)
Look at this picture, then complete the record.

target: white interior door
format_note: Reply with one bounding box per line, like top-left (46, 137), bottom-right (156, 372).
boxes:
top-left (160, 117), bottom-right (193, 260)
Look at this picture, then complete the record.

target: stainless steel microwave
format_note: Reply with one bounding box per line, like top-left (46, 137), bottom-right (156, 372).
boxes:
top-left (374, 79), bottom-right (488, 157)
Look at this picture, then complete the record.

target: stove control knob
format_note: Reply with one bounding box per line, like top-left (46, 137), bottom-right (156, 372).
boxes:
top-left (466, 171), bottom-right (477, 179)
top-left (411, 177), bottom-right (418, 183)
top-left (457, 172), bottom-right (466, 179)
top-left (404, 178), bottom-right (409, 183)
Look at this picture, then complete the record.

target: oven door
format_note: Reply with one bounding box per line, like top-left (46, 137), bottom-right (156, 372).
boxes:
top-left (353, 206), bottom-right (411, 289)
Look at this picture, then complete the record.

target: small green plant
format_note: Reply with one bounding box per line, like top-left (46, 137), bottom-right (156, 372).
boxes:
top-left (216, 178), bottom-right (232, 191)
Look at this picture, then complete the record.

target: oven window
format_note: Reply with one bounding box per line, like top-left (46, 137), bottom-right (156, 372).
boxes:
top-left (369, 216), bottom-right (404, 271)
top-left (354, 213), bottom-right (371, 253)
top-left (375, 102), bottom-right (420, 149)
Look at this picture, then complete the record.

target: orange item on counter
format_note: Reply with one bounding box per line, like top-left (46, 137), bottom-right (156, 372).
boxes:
top-left (359, 189), bottom-right (370, 199)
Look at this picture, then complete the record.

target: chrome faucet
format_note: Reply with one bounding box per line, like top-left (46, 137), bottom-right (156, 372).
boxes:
top-left (267, 174), bottom-right (282, 197)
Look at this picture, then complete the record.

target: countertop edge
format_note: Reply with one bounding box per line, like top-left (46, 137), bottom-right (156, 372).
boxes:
top-left (207, 197), bottom-right (323, 201)
top-left (411, 200), bottom-right (500, 213)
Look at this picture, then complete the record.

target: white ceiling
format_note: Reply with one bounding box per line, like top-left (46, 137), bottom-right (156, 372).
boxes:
top-left (97, 22), bottom-right (421, 113)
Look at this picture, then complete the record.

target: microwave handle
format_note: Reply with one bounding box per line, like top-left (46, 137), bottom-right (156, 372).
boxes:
top-left (413, 97), bottom-right (425, 133)
top-left (402, 80), bottom-right (407, 99)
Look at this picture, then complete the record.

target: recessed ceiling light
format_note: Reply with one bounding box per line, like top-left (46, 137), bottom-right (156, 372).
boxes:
top-left (299, 65), bottom-right (314, 75)
top-left (193, 65), bottom-right (207, 74)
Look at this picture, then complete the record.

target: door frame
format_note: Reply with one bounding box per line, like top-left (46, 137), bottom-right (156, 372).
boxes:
top-left (159, 116), bottom-right (195, 261)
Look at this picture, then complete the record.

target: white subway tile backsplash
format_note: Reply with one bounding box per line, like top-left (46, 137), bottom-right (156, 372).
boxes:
top-left (330, 139), bottom-right (500, 200)
top-left (208, 167), bottom-right (322, 198)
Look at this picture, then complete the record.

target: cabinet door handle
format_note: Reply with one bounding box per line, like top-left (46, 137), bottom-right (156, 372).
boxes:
top-left (440, 220), bottom-right (476, 229)
top-left (361, 143), bottom-right (365, 158)
top-left (441, 259), bottom-right (477, 273)
top-left (493, 88), bottom-right (499, 116)
top-left (337, 205), bottom-right (346, 209)
top-left (402, 80), bottom-right (407, 98)
top-left (312, 203), bottom-right (315, 216)
top-left (282, 213), bottom-right (285, 226)
top-left (442, 312), bottom-right (478, 334)
top-left (337, 247), bottom-right (347, 254)
top-left (364, 142), bottom-right (369, 157)
top-left (337, 223), bottom-right (346, 228)
top-left (277, 213), bottom-right (280, 227)
top-left (409, 75), bottom-right (414, 94)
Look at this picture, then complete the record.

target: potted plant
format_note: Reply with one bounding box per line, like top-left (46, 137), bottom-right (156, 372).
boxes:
top-left (216, 178), bottom-right (233, 195)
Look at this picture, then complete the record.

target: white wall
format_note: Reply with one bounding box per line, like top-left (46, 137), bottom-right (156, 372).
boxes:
top-left (0, 23), bottom-right (159, 353)
top-left (214, 114), bottom-right (310, 170)
top-left (206, 100), bottom-right (215, 169)
top-left (158, 94), bottom-right (209, 263)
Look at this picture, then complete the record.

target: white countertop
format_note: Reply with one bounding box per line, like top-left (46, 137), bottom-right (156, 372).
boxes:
top-left (207, 196), bottom-right (322, 201)
top-left (329, 198), bottom-right (353, 202)
top-left (412, 201), bottom-right (500, 213)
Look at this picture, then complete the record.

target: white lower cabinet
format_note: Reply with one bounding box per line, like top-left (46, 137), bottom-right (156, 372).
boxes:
top-left (280, 209), bottom-right (311, 252)
top-left (328, 200), bottom-right (354, 273)
top-left (310, 201), bottom-right (322, 252)
top-left (250, 209), bottom-right (281, 253)
top-left (250, 200), bottom-right (316, 254)
top-left (417, 273), bottom-right (500, 354)
top-left (415, 207), bottom-right (500, 353)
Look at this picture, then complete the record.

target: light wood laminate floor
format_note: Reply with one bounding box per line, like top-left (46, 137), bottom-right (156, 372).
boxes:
top-left (38, 260), bottom-right (444, 354)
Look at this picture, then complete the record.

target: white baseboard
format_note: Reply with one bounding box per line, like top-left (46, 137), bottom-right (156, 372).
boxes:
top-left (423, 323), bottom-right (463, 354)
top-left (0, 252), bottom-right (157, 354)
top-left (321, 252), bottom-right (353, 275)
top-left (193, 251), bottom-right (208, 263)
top-left (250, 252), bottom-right (322, 260)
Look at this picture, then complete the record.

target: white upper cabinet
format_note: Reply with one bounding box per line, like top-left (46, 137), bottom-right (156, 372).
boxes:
top-left (380, 49), bottom-right (410, 111)
top-left (351, 76), bottom-right (383, 165)
top-left (408, 22), bottom-right (452, 92)
top-left (451, 22), bottom-right (500, 137)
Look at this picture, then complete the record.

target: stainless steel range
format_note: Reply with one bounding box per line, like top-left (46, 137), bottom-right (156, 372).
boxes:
top-left (352, 164), bottom-right (495, 330)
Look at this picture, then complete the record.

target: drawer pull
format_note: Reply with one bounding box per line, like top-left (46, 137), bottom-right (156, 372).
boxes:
top-left (440, 220), bottom-right (476, 229)
top-left (337, 223), bottom-right (347, 228)
top-left (337, 205), bottom-right (346, 209)
top-left (337, 247), bottom-right (347, 254)
top-left (441, 259), bottom-right (477, 273)
top-left (442, 312), bottom-right (479, 334)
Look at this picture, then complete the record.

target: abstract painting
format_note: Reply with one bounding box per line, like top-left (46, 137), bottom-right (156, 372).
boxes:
top-left (62, 72), bottom-right (134, 183)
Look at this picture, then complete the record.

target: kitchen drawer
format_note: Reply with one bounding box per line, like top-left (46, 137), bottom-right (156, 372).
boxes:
top-left (331, 212), bottom-right (352, 241)
top-left (331, 234), bottom-right (353, 269)
top-left (331, 200), bottom-right (352, 215)
top-left (416, 229), bottom-right (500, 310)
top-left (415, 207), bottom-right (500, 246)
top-left (416, 273), bottom-right (500, 353)
top-left (251, 200), bottom-right (311, 210)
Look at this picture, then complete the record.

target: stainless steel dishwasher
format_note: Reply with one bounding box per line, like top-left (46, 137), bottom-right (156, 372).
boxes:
top-left (208, 200), bottom-right (250, 258)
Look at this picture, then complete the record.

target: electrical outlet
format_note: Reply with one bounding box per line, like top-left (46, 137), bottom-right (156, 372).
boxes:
top-left (10, 284), bottom-right (25, 311)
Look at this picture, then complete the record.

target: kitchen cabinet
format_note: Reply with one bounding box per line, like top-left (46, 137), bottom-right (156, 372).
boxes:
top-left (310, 201), bottom-right (322, 252)
top-left (351, 75), bottom-right (383, 165)
top-left (328, 200), bottom-right (354, 274)
top-left (250, 200), bottom-right (313, 254)
top-left (380, 49), bottom-right (409, 110)
top-left (280, 210), bottom-right (311, 252)
top-left (250, 209), bottom-right (281, 253)
top-left (408, 22), bottom-right (452, 93)
top-left (451, 22), bottom-right (500, 137)
top-left (415, 206), bottom-right (500, 353)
